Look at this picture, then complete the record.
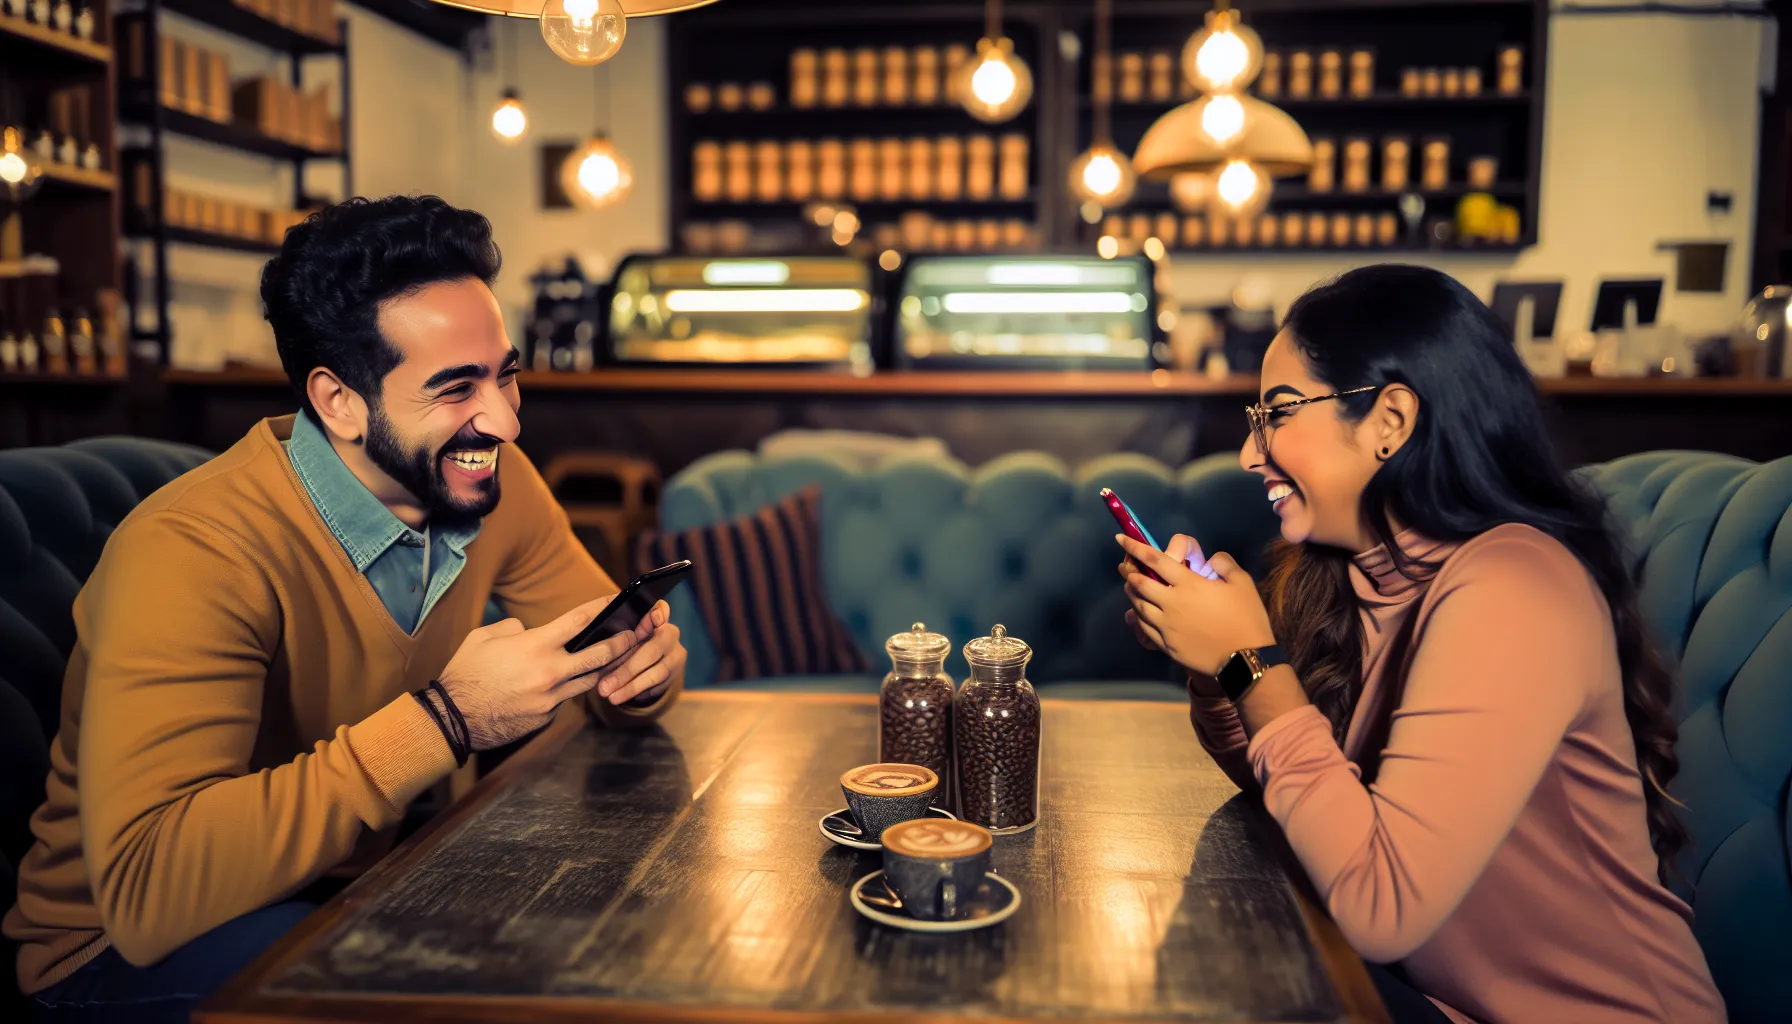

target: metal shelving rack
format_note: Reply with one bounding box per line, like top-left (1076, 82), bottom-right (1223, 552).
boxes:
top-left (116, 0), bottom-right (352, 362)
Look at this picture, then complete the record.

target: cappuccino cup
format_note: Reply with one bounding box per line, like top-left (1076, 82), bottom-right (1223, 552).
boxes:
top-left (840, 763), bottom-right (938, 841)
top-left (880, 817), bottom-right (994, 921)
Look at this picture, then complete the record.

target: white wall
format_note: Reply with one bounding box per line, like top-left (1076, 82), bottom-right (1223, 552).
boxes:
top-left (462, 15), bottom-right (669, 324)
top-left (149, 3), bottom-right (473, 369)
top-left (1166, 7), bottom-right (1768, 338)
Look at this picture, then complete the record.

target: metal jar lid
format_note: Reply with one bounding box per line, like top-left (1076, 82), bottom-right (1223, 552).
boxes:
top-left (886, 622), bottom-right (951, 662)
top-left (962, 623), bottom-right (1032, 668)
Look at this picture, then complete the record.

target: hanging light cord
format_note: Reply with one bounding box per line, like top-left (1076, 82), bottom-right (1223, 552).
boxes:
top-left (986, 0), bottom-right (1002, 41)
top-left (505, 18), bottom-right (517, 91)
top-left (1094, 0), bottom-right (1111, 145)
top-left (594, 60), bottom-right (610, 136)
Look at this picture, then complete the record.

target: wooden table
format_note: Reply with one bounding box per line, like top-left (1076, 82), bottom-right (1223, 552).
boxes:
top-left (199, 692), bottom-right (1387, 1024)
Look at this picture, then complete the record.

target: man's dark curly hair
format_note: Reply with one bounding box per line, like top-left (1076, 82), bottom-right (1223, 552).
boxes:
top-left (261, 195), bottom-right (502, 422)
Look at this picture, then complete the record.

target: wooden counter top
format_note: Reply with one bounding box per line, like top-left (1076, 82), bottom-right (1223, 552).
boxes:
top-left (161, 366), bottom-right (1792, 398)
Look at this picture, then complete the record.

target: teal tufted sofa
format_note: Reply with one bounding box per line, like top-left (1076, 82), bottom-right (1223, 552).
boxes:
top-left (656, 449), bottom-right (1284, 700)
top-left (1582, 452), bottom-right (1792, 1023)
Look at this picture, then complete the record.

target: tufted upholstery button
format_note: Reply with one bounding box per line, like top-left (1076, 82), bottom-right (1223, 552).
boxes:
top-left (898, 547), bottom-right (924, 579)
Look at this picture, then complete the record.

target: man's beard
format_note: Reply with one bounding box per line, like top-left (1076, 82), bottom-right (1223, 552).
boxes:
top-left (364, 405), bottom-right (501, 531)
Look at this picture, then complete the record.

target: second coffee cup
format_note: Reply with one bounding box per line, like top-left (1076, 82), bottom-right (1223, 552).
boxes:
top-left (840, 763), bottom-right (938, 841)
top-left (880, 817), bottom-right (994, 921)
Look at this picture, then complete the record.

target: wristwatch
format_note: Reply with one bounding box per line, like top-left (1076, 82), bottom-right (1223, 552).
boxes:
top-left (1216, 644), bottom-right (1288, 702)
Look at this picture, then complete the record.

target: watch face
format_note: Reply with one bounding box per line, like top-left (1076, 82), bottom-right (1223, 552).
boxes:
top-left (1218, 650), bottom-right (1256, 702)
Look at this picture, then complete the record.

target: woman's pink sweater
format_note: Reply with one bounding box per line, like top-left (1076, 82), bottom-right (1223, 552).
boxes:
top-left (1192, 524), bottom-right (1725, 1023)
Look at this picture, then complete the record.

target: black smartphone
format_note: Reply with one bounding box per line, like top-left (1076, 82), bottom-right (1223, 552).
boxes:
top-left (563, 560), bottom-right (694, 654)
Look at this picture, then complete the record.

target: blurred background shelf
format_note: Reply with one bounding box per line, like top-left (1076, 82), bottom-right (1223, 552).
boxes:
top-left (0, 13), bottom-right (112, 67)
top-left (118, 94), bottom-right (344, 162)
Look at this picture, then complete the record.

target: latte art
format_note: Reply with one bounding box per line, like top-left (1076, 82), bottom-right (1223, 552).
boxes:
top-left (883, 819), bottom-right (992, 859)
top-left (856, 769), bottom-right (929, 790)
top-left (842, 763), bottom-right (937, 796)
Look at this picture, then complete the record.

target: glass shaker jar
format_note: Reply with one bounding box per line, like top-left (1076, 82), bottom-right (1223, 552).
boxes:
top-left (879, 623), bottom-right (956, 809)
top-left (954, 624), bottom-right (1040, 833)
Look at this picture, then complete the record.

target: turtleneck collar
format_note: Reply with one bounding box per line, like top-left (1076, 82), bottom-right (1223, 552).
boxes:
top-left (1349, 529), bottom-right (1459, 606)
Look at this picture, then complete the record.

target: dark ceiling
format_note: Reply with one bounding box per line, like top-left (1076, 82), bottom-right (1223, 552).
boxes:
top-left (351, 0), bottom-right (489, 52)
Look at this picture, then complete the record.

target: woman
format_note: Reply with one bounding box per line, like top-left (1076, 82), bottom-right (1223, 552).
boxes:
top-left (1117, 265), bottom-right (1724, 1024)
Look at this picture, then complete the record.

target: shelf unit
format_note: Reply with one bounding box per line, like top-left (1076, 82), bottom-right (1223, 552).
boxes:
top-left (115, 0), bottom-right (352, 363)
top-left (0, 5), bottom-right (125, 384)
top-left (666, 1), bottom-right (1061, 256)
top-left (664, 0), bottom-right (1549, 258)
top-left (1076, 0), bottom-right (1548, 255)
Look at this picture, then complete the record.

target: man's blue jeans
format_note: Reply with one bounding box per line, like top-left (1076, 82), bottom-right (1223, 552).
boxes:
top-left (29, 901), bottom-right (316, 1024)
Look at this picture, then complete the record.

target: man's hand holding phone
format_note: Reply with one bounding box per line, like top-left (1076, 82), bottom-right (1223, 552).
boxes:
top-left (436, 596), bottom-right (684, 751)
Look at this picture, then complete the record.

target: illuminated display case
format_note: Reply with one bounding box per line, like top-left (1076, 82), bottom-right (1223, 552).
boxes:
top-left (891, 255), bottom-right (1162, 371)
top-left (606, 255), bottom-right (875, 370)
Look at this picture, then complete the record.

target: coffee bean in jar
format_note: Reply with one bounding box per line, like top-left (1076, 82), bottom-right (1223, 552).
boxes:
top-left (879, 623), bottom-right (956, 810)
top-left (954, 624), bottom-right (1040, 833)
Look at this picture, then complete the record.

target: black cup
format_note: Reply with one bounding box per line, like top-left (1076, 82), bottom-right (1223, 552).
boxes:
top-left (880, 819), bottom-right (993, 922)
top-left (840, 763), bottom-right (938, 842)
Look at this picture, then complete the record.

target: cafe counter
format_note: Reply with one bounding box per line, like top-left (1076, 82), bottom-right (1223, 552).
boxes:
top-left (142, 367), bottom-right (1792, 477)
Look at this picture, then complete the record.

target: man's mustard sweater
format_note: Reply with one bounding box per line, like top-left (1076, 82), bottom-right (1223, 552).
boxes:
top-left (4, 415), bottom-right (677, 993)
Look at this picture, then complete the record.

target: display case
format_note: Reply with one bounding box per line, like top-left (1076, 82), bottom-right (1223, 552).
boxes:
top-left (605, 254), bottom-right (874, 371)
top-left (891, 255), bottom-right (1160, 371)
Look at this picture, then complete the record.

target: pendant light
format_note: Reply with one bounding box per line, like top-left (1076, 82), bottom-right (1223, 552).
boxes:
top-left (490, 21), bottom-right (529, 144)
top-left (1067, 0), bottom-right (1135, 209)
top-left (1182, 2), bottom-right (1263, 94)
top-left (1130, 1), bottom-right (1308, 218)
top-left (540, 0), bottom-right (628, 67)
top-left (562, 63), bottom-right (633, 209)
top-left (415, 3), bottom-right (717, 67)
top-left (956, 0), bottom-right (1033, 123)
top-left (1, 126), bottom-right (44, 203)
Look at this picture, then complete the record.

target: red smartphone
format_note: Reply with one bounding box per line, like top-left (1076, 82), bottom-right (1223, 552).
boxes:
top-left (1100, 488), bottom-right (1219, 583)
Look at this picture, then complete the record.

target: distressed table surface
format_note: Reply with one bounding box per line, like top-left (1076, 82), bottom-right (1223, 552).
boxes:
top-left (199, 692), bottom-right (1386, 1024)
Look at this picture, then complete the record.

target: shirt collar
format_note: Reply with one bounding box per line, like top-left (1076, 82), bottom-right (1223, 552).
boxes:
top-left (286, 410), bottom-right (455, 573)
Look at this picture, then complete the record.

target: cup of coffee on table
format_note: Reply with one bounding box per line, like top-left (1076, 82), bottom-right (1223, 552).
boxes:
top-left (880, 818), bottom-right (994, 921)
top-left (841, 763), bottom-right (938, 841)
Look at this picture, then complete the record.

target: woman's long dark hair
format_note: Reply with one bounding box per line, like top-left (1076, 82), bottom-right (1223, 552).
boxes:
top-left (1263, 264), bottom-right (1688, 884)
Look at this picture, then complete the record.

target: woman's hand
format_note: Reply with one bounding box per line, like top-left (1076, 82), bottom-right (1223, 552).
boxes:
top-left (1116, 533), bottom-right (1278, 678)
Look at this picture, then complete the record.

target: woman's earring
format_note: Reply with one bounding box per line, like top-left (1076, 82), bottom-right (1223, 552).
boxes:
top-left (1379, 446), bottom-right (1391, 459)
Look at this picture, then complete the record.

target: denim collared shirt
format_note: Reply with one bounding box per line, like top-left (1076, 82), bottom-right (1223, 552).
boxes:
top-left (285, 411), bottom-right (480, 635)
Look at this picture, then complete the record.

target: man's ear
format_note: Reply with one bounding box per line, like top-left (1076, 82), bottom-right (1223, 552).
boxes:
top-left (306, 368), bottom-right (370, 445)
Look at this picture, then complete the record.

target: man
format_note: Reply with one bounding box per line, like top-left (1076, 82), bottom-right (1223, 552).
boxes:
top-left (5, 195), bottom-right (686, 1022)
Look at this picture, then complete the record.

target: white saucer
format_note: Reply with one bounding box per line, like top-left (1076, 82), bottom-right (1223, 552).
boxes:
top-left (819, 806), bottom-right (956, 851)
top-left (849, 869), bottom-right (1021, 933)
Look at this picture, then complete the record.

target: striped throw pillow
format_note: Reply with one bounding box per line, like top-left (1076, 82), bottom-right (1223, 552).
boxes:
top-left (634, 486), bottom-right (868, 682)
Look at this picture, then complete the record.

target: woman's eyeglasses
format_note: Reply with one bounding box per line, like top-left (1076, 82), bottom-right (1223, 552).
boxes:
top-left (1246, 385), bottom-right (1381, 457)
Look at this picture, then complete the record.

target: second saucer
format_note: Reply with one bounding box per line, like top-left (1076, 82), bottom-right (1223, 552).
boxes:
top-left (820, 806), bottom-right (957, 851)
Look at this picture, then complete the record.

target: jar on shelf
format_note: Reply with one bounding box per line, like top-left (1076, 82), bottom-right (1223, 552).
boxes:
top-left (853, 47), bottom-right (880, 107)
top-left (880, 623), bottom-right (957, 810)
top-left (882, 46), bottom-right (910, 106)
top-left (822, 48), bottom-right (850, 107)
top-left (1497, 45), bottom-right (1524, 95)
top-left (1147, 51), bottom-right (1174, 102)
top-left (1348, 48), bottom-right (1375, 98)
top-left (790, 49), bottom-right (819, 108)
top-left (1318, 49), bottom-right (1343, 99)
top-left (965, 134), bottom-right (995, 200)
top-left (1287, 50), bottom-right (1313, 99)
top-left (912, 46), bottom-right (941, 105)
top-left (1258, 51), bottom-right (1283, 99)
top-left (954, 624), bottom-right (1040, 833)
top-left (1381, 135), bottom-right (1411, 192)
